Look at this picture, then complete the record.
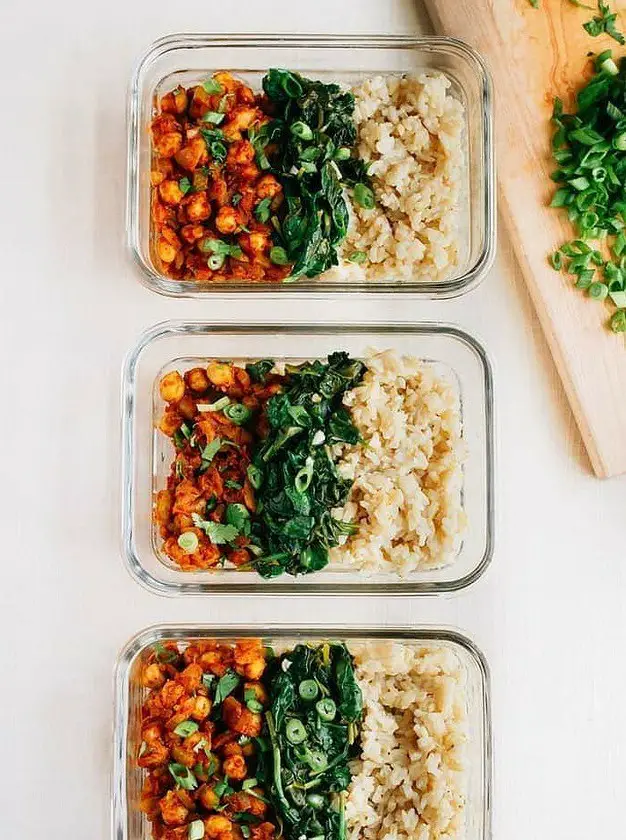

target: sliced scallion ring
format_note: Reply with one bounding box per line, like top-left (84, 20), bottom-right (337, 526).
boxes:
top-left (223, 403), bottom-right (252, 425)
top-left (177, 531), bottom-right (199, 554)
top-left (298, 679), bottom-right (319, 701)
top-left (189, 819), bottom-right (205, 840)
top-left (285, 718), bottom-right (307, 745)
top-left (315, 698), bottom-right (336, 721)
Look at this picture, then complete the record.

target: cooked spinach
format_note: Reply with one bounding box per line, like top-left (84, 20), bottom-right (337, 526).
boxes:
top-left (250, 352), bottom-right (365, 578)
top-left (260, 68), bottom-right (373, 280)
top-left (257, 643), bottom-right (362, 840)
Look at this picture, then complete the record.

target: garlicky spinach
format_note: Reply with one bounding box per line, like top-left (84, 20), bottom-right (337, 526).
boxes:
top-left (259, 69), bottom-right (373, 280)
top-left (250, 352), bottom-right (365, 577)
top-left (257, 643), bottom-right (362, 840)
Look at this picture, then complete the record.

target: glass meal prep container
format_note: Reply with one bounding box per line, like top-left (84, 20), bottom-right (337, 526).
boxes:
top-left (121, 321), bottom-right (494, 596)
top-left (127, 33), bottom-right (495, 297)
top-left (112, 624), bottom-right (492, 840)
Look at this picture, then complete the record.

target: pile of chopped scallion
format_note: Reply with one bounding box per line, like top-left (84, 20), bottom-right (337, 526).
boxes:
top-left (549, 50), bottom-right (626, 333)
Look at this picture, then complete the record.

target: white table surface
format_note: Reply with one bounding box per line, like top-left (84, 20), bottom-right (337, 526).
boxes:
top-left (2, 0), bottom-right (625, 837)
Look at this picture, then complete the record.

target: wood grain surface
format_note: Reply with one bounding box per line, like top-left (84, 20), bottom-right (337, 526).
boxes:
top-left (424, 0), bottom-right (626, 477)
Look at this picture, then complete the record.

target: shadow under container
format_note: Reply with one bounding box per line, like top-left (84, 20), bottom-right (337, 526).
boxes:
top-left (112, 625), bottom-right (492, 840)
top-left (121, 321), bottom-right (494, 596)
top-left (127, 33), bottom-right (495, 297)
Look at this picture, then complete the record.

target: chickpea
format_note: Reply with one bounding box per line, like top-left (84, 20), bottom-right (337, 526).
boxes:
top-left (142, 662), bottom-right (166, 689)
top-left (223, 753), bottom-right (247, 780)
top-left (198, 784), bottom-right (220, 810)
top-left (215, 206), bottom-right (239, 235)
top-left (204, 815), bottom-right (234, 839)
top-left (227, 140), bottom-right (255, 166)
top-left (157, 236), bottom-right (179, 264)
top-left (186, 367), bottom-right (209, 392)
top-left (180, 224), bottom-right (205, 244)
top-left (159, 407), bottom-right (183, 437)
top-left (175, 137), bottom-right (206, 171)
top-left (176, 663), bottom-right (203, 692)
top-left (244, 681), bottom-right (268, 705)
top-left (159, 371), bottom-right (185, 403)
top-left (154, 489), bottom-right (173, 527)
top-left (185, 191), bottom-right (211, 223)
top-left (161, 86), bottom-right (188, 115)
top-left (154, 132), bottom-right (183, 159)
top-left (177, 394), bottom-right (196, 421)
top-left (213, 71), bottom-right (238, 93)
top-left (206, 362), bottom-right (236, 388)
top-left (223, 107), bottom-right (259, 140)
top-left (256, 174), bottom-right (282, 200)
top-left (228, 548), bottom-right (251, 567)
top-left (159, 791), bottom-right (189, 826)
top-left (191, 694), bottom-right (212, 721)
top-left (159, 179), bottom-right (184, 206)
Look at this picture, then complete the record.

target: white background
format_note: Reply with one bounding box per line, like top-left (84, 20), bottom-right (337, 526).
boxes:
top-left (1, 1), bottom-right (625, 837)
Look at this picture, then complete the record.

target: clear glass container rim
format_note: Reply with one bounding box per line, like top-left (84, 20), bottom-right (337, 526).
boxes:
top-left (120, 319), bottom-right (495, 597)
top-left (127, 32), bottom-right (495, 299)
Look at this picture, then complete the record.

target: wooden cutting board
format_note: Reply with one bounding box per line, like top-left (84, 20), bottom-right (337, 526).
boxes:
top-left (423, 0), bottom-right (626, 478)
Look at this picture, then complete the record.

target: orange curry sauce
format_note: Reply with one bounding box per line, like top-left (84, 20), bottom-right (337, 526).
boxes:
top-left (150, 72), bottom-right (292, 283)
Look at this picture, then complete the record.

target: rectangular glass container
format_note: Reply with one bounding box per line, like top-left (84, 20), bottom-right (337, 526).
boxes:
top-left (121, 321), bottom-right (494, 595)
top-left (112, 624), bottom-right (492, 840)
top-left (127, 34), bottom-right (495, 297)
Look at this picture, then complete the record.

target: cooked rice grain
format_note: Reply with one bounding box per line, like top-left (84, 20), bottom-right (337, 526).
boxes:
top-left (331, 349), bottom-right (466, 575)
top-left (347, 641), bottom-right (468, 840)
top-left (326, 73), bottom-right (465, 284)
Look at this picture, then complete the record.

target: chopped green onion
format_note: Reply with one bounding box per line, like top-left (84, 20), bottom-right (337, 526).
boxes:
top-left (208, 253), bottom-right (225, 270)
top-left (223, 403), bottom-right (252, 425)
top-left (285, 719), bottom-right (307, 745)
top-left (202, 111), bottom-right (225, 125)
top-left (348, 250), bottom-right (367, 264)
top-left (242, 777), bottom-right (258, 791)
top-left (610, 309), bottom-right (626, 332)
top-left (298, 679), bottom-right (319, 701)
top-left (189, 819), bottom-right (205, 840)
top-left (304, 749), bottom-right (328, 773)
top-left (202, 78), bottom-right (223, 95)
top-left (550, 251), bottom-right (563, 270)
top-left (294, 457), bottom-right (314, 493)
top-left (334, 146), bottom-right (351, 161)
top-left (315, 698), bottom-right (336, 721)
top-left (609, 289), bottom-right (626, 307)
top-left (197, 396), bottom-right (231, 413)
top-left (290, 121), bottom-right (314, 141)
top-left (353, 183), bottom-right (375, 209)
top-left (179, 177), bottom-right (192, 195)
top-left (177, 532), bottom-right (199, 554)
top-left (589, 281), bottom-right (609, 300)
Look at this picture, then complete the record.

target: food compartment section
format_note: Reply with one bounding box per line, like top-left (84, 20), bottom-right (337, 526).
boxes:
top-left (128, 35), bottom-right (494, 296)
top-left (113, 626), bottom-right (491, 840)
top-left (122, 322), bottom-right (494, 595)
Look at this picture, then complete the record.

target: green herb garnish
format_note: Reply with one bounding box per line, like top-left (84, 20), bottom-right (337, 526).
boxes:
top-left (168, 762), bottom-right (198, 790)
top-left (583, 1), bottom-right (625, 43)
top-left (214, 670), bottom-right (241, 705)
top-left (192, 514), bottom-right (239, 544)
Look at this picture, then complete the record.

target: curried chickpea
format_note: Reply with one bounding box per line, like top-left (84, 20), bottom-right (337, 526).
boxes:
top-left (159, 371), bottom-right (185, 403)
top-left (186, 367), bottom-right (210, 392)
top-left (206, 362), bottom-right (235, 388)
